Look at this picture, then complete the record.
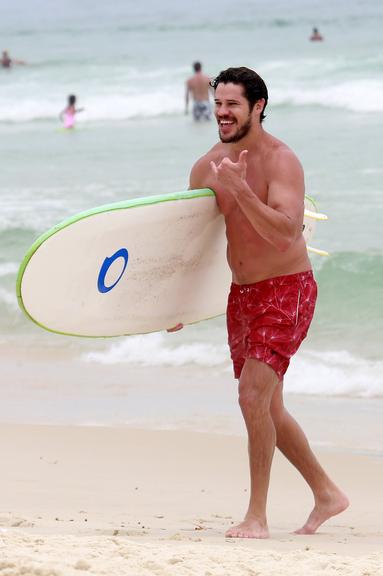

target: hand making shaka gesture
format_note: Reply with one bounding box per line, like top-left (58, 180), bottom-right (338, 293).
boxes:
top-left (210, 149), bottom-right (248, 195)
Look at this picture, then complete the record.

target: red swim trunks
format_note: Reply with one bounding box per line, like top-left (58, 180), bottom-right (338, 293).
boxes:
top-left (227, 270), bottom-right (317, 381)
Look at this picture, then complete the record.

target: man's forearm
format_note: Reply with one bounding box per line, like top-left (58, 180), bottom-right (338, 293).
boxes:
top-left (234, 181), bottom-right (296, 252)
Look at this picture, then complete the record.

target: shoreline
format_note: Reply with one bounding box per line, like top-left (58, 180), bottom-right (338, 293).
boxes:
top-left (1, 345), bottom-right (382, 458)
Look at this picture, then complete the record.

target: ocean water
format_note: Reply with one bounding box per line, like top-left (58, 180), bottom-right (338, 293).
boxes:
top-left (1, 0), bottom-right (383, 409)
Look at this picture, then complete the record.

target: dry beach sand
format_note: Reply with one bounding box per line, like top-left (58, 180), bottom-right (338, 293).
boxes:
top-left (1, 419), bottom-right (382, 575)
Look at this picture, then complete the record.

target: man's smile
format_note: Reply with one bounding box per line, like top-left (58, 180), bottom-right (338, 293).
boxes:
top-left (218, 118), bottom-right (236, 133)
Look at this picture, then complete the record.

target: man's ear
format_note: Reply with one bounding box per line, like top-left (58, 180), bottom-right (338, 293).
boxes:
top-left (254, 98), bottom-right (265, 117)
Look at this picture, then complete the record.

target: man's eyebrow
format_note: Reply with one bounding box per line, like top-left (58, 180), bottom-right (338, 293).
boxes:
top-left (214, 98), bottom-right (241, 104)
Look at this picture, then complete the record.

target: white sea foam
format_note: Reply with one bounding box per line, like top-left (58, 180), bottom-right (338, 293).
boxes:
top-left (83, 335), bottom-right (383, 398)
top-left (0, 185), bottom-right (110, 232)
top-left (83, 332), bottom-right (229, 368)
top-left (273, 79), bottom-right (383, 113)
top-left (0, 287), bottom-right (19, 310)
top-left (286, 350), bottom-right (383, 398)
top-left (83, 89), bottom-right (182, 121)
top-left (0, 263), bottom-right (19, 277)
top-left (1, 75), bottom-right (383, 124)
top-left (0, 86), bottom-right (184, 123)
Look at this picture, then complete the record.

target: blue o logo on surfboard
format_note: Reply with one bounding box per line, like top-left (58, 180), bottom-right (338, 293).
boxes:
top-left (97, 248), bottom-right (129, 293)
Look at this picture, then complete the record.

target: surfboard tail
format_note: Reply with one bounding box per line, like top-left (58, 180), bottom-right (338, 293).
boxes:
top-left (307, 245), bottom-right (329, 257)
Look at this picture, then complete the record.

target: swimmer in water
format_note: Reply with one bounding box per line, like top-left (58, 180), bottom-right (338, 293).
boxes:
top-left (310, 27), bottom-right (324, 42)
top-left (1, 50), bottom-right (26, 69)
top-left (59, 95), bottom-right (84, 129)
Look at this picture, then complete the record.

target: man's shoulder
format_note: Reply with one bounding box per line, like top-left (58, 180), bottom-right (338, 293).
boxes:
top-left (277, 145), bottom-right (302, 174)
top-left (266, 136), bottom-right (302, 169)
top-left (263, 138), bottom-right (304, 188)
top-left (188, 73), bottom-right (211, 86)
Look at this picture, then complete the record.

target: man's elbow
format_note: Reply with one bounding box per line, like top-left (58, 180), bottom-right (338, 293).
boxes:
top-left (275, 228), bottom-right (296, 252)
top-left (275, 237), bottom-right (291, 252)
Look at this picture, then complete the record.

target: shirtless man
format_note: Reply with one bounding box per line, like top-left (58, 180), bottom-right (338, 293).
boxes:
top-left (188, 67), bottom-right (348, 538)
top-left (185, 62), bottom-right (212, 121)
top-left (1, 50), bottom-right (26, 68)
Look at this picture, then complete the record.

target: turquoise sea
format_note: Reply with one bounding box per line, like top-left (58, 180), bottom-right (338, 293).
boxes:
top-left (1, 0), bottom-right (382, 429)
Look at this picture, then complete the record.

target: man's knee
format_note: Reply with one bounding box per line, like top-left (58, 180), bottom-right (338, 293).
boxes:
top-left (238, 359), bottom-right (279, 413)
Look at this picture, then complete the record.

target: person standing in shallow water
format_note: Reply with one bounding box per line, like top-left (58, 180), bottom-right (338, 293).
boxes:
top-left (310, 27), bottom-right (324, 41)
top-left (185, 61), bottom-right (212, 121)
top-left (1, 50), bottom-right (26, 69)
top-left (59, 95), bottom-right (84, 129)
top-left (172, 66), bottom-right (349, 538)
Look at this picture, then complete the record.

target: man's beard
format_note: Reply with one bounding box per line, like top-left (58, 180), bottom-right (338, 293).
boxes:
top-left (218, 116), bottom-right (252, 143)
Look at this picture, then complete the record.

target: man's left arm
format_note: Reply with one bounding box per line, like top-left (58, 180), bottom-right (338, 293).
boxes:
top-left (213, 149), bottom-right (305, 252)
top-left (254, 149), bottom-right (305, 251)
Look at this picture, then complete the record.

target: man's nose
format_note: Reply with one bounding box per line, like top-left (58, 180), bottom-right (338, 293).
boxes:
top-left (216, 105), bottom-right (229, 116)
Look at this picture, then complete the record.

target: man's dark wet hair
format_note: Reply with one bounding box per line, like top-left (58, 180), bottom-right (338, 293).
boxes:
top-left (68, 94), bottom-right (76, 106)
top-left (210, 67), bottom-right (268, 122)
top-left (193, 61), bottom-right (202, 72)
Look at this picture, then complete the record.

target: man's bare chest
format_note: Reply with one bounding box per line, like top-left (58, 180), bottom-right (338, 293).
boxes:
top-left (246, 166), bottom-right (269, 204)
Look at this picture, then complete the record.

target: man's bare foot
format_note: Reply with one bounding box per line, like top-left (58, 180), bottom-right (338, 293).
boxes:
top-left (295, 490), bottom-right (349, 535)
top-left (225, 518), bottom-right (269, 539)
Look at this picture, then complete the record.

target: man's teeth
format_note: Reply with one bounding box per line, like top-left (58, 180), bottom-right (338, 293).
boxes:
top-left (220, 120), bottom-right (234, 125)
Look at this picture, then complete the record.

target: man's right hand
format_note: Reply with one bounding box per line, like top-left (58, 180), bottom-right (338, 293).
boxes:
top-left (210, 149), bottom-right (248, 193)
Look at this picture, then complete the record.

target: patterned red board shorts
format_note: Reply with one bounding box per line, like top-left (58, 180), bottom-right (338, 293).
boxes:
top-left (227, 270), bottom-right (317, 381)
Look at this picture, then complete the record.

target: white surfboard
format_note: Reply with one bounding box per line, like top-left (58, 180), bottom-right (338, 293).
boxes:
top-left (16, 189), bottom-right (326, 337)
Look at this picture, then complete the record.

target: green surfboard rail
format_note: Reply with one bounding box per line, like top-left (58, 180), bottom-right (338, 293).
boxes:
top-left (16, 188), bottom-right (216, 336)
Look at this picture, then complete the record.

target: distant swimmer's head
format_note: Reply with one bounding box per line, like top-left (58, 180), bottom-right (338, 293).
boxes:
top-left (1, 50), bottom-right (11, 68)
top-left (211, 67), bottom-right (268, 123)
top-left (193, 61), bottom-right (202, 73)
top-left (310, 27), bottom-right (323, 41)
top-left (68, 94), bottom-right (77, 106)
